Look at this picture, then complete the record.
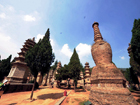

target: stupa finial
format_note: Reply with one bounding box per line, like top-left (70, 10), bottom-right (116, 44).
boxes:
top-left (92, 22), bottom-right (103, 42)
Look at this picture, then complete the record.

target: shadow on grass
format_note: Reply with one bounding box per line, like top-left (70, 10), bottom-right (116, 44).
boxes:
top-left (8, 103), bottom-right (17, 105)
top-left (37, 93), bottom-right (63, 100)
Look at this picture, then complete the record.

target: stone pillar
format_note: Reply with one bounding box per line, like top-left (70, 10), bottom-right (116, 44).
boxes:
top-left (36, 72), bottom-right (43, 86)
top-left (89, 22), bottom-right (137, 105)
top-left (84, 62), bottom-right (91, 89)
top-left (41, 74), bottom-right (47, 86)
top-left (53, 62), bottom-right (61, 87)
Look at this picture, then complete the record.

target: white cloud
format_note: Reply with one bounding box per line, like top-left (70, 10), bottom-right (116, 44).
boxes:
top-left (35, 34), bottom-right (44, 43)
top-left (35, 34), bottom-right (55, 48)
top-left (8, 6), bottom-right (14, 11)
top-left (50, 39), bottom-right (55, 48)
top-left (0, 13), bottom-right (6, 19)
top-left (76, 43), bottom-right (91, 58)
top-left (0, 32), bottom-right (18, 59)
top-left (23, 15), bottom-right (36, 22)
top-left (61, 44), bottom-right (72, 58)
top-left (119, 56), bottom-right (125, 60)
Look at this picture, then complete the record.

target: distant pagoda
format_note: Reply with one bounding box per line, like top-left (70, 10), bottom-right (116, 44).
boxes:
top-left (7, 38), bottom-right (36, 83)
top-left (84, 62), bottom-right (91, 89)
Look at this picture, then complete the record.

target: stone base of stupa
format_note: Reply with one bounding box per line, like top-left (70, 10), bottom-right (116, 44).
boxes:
top-left (7, 76), bottom-right (27, 83)
top-left (89, 64), bottom-right (137, 105)
top-left (89, 87), bottom-right (137, 105)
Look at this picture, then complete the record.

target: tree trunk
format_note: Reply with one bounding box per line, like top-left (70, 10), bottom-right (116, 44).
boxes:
top-left (44, 73), bottom-right (49, 86)
top-left (30, 77), bottom-right (37, 100)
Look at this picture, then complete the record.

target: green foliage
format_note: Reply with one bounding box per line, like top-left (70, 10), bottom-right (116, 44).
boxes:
top-left (25, 28), bottom-right (55, 77)
top-left (80, 63), bottom-right (85, 76)
top-left (55, 64), bottom-right (70, 81)
top-left (0, 55), bottom-right (12, 81)
top-left (130, 19), bottom-right (140, 73)
top-left (25, 28), bottom-right (54, 99)
top-left (130, 52), bottom-right (140, 75)
top-left (125, 67), bottom-right (139, 85)
top-left (125, 68), bottom-right (133, 84)
top-left (68, 48), bottom-right (81, 87)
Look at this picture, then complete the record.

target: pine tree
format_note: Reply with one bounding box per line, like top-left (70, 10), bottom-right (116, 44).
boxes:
top-left (25, 28), bottom-right (55, 100)
top-left (68, 48), bottom-right (81, 92)
top-left (0, 55), bottom-right (12, 81)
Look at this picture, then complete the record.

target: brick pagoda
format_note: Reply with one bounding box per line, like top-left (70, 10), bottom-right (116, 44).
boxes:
top-left (7, 38), bottom-right (35, 83)
top-left (84, 62), bottom-right (91, 89)
top-left (89, 22), bottom-right (137, 105)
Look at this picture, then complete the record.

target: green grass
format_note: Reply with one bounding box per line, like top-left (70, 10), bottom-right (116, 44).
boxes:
top-left (79, 100), bottom-right (89, 105)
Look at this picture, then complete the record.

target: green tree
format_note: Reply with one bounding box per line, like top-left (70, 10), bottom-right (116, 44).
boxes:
top-left (68, 48), bottom-right (81, 92)
top-left (125, 67), bottom-right (139, 88)
top-left (0, 55), bottom-right (12, 81)
top-left (25, 28), bottom-right (54, 100)
top-left (125, 68), bottom-right (133, 84)
top-left (130, 19), bottom-right (140, 74)
top-left (55, 64), bottom-right (71, 88)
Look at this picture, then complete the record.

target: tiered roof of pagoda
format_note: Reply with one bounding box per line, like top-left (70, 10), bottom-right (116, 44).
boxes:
top-left (84, 62), bottom-right (90, 78)
top-left (12, 37), bottom-right (36, 66)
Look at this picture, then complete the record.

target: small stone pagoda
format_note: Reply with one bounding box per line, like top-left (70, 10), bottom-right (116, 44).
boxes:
top-left (7, 38), bottom-right (35, 83)
top-left (53, 62), bottom-right (62, 87)
top-left (84, 62), bottom-right (91, 89)
top-left (47, 69), bottom-right (54, 85)
top-left (89, 22), bottom-right (137, 105)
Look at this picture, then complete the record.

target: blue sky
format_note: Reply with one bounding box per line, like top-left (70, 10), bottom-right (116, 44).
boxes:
top-left (0, 0), bottom-right (140, 68)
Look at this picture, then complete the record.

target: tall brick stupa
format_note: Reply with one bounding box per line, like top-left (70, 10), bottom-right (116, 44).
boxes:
top-left (89, 22), bottom-right (137, 105)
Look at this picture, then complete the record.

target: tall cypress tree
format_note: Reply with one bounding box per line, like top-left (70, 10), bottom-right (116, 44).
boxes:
top-left (25, 28), bottom-right (55, 100)
top-left (130, 19), bottom-right (140, 74)
top-left (68, 48), bottom-right (81, 91)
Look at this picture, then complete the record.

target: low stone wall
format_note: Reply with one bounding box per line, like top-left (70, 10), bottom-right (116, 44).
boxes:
top-left (3, 83), bottom-right (33, 94)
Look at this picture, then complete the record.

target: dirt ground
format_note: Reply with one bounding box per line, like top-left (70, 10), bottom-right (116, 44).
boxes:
top-left (0, 86), bottom-right (140, 105)
top-left (0, 86), bottom-right (67, 105)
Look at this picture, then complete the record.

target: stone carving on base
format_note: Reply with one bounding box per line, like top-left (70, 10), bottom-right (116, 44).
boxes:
top-left (89, 22), bottom-right (137, 105)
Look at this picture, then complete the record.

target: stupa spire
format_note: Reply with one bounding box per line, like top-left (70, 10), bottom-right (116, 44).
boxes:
top-left (92, 22), bottom-right (103, 42)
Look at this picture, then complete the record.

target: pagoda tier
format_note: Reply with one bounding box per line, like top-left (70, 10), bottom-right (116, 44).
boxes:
top-left (21, 47), bottom-right (29, 52)
top-left (18, 52), bottom-right (25, 57)
top-left (14, 56), bottom-right (25, 62)
top-left (22, 43), bottom-right (32, 48)
top-left (25, 39), bottom-right (35, 46)
top-left (85, 62), bottom-right (91, 78)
